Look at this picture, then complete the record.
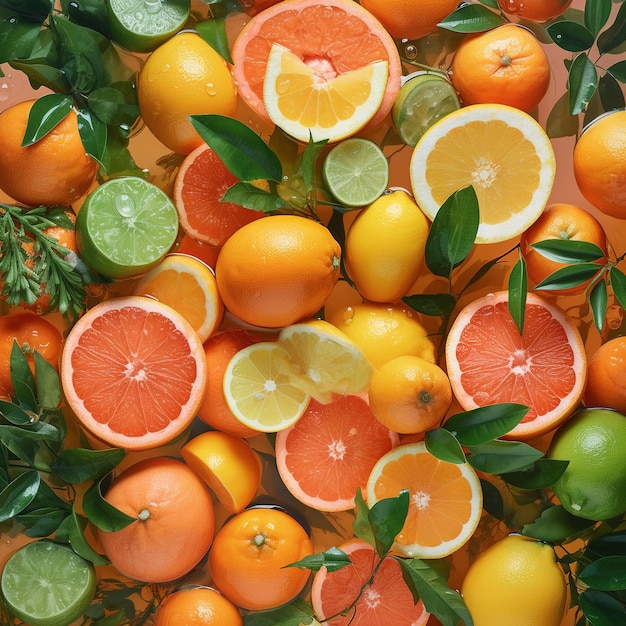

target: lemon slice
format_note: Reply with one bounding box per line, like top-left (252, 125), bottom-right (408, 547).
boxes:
top-left (223, 342), bottom-right (311, 432)
top-left (278, 319), bottom-right (373, 403)
top-left (263, 43), bottom-right (389, 143)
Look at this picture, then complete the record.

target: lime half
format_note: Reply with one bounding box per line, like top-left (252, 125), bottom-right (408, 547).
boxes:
top-left (322, 138), bottom-right (389, 207)
top-left (107, 0), bottom-right (191, 53)
top-left (1, 541), bottom-right (97, 626)
top-left (76, 176), bottom-right (179, 279)
top-left (392, 73), bottom-right (460, 147)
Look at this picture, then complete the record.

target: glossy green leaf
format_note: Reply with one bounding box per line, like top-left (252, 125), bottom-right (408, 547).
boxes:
top-left (607, 60), bottom-right (626, 83)
top-left (352, 488), bottom-right (376, 548)
top-left (369, 490), bottom-right (409, 558)
top-left (299, 136), bottom-right (327, 191)
top-left (222, 182), bottom-right (291, 213)
top-left (34, 351), bottom-right (62, 410)
top-left (76, 106), bottom-right (106, 166)
top-left (51, 447), bottom-right (125, 483)
top-left (548, 20), bottom-right (595, 51)
top-left (191, 114), bottom-right (283, 182)
top-left (480, 478), bottom-right (505, 520)
top-left (7, 59), bottom-right (70, 93)
top-left (402, 293), bottom-right (456, 316)
top-left (508, 256), bottom-right (527, 334)
top-left (19, 507), bottom-right (70, 538)
top-left (444, 404), bottom-right (529, 447)
top-left (579, 588), bottom-right (626, 625)
top-left (610, 266), bottom-right (626, 311)
top-left (0, 470), bottom-right (40, 522)
top-left (535, 263), bottom-right (603, 291)
top-left (60, 0), bottom-right (111, 37)
top-left (0, 426), bottom-right (39, 466)
top-left (586, 531), bottom-right (626, 559)
top-left (579, 556), bottom-right (626, 591)
top-left (522, 505), bottom-right (595, 541)
top-left (22, 93), bottom-right (72, 146)
top-left (437, 3), bottom-right (506, 32)
top-left (57, 508), bottom-right (108, 565)
top-left (242, 598), bottom-right (316, 626)
top-left (196, 17), bottom-right (233, 64)
top-left (568, 52), bottom-right (598, 114)
top-left (10, 339), bottom-right (35, 405)
top-left (597, 1), bottom-right (626, 54)
top-left (530, 239), bottom-right (606, 263)
top-left (399, 558), bottom-right (474, 626)
top-left (0, 400), bottom-right (34, 425)
top-left (501, 458), bottom-right (569, 490)
top-left (425, 428), bottom-right (466, 464)
top-left (547, 91), bottom-right (580, 138)
top-left (0, 0), bottom-right (53, 19)
top-left (590, 278), bottom-right (608, 333)
top-left (82, 479), bottom-right (135, 532)
top-left (286, 546), bottom-right (350, 573)
top-left (468, 440), bottom-right (543, 474)
top-left (0, 7), bottom-right (42, 65)
top-left (599, 72), bottom-right (626, 111)
top-left (584, 0), bottom-right (612, 36)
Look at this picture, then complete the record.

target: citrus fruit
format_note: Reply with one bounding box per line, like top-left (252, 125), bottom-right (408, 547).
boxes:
top-left (573, 109), bottom-right (626, 219)
top-left (239, 0), bottom-right (281, 15)
top-left (181, 430), bottom-right (262, 514)
top-left (460, 534), bottom-right (567, 626)
top-left (76, 176), bottom-right (179, 279)
top-left (450, 24), bottom-right (551, 113)
top-left (263, 43), bottom-right (389, 143)
top-left (368, 355), bottom-right (452, 434)
top-left (223, 341), bottom-right (311, 432)
top-left (215, 215), bottom-right (341, 328)
top-left (60, 296), bottom-right (207, 450)
top-left (107, 0), bottom-right (190, 52)
top-left (322, 137), bottom-right (389, 207)
top-left (1, 540), bottom-right (96, 626)
top-left (173, 143), bottom-right (263, 247)
top-left (176, 233), bottom-right (221, 269)
top-left (208, 506), bottom-right (314, 611)
top-left (445, 290), bottom-right (587, 440)
top-left (391, 72), bottom-right (460, 147)
top-left (311, 537), bottom-right (429, 626)
top-left (327, 301), bottom-right (436, 369)
top-left (153, 586), bottom-right (243, 626)
top-left (0, 99), bottom-right (98, 207)
top-left (98, 457), bottom-right (215, 583)
top-left (132, 253), bottom-right (224, 343)
top-left (584, 336), bottom-right (626, 414)
top-left (520, 202), bottom-right (608, 295)
top-left (276, 319), bottom-right (373, 403)
top-left (137, 31), bottom-right (237, 154)
top-left (0, 312), bottom-right (63, 399)
top-left (231, 0), bottom-right (402, 130)
top-left (275, 394), bottom-right (398, 511)
top-left (409, 103), bottom-right (556, 244)
top-left (498, 0), bottom-right (574, 22)
top-left (360, 0), bottom-right (459, 41)
top-left (197, 328), bottom-right (261, 438)
top-left (366, 441), bottom-right (483, 558)
top-left (548, 408), bottom-right (626, 520)
top-left (343, 189), bottom-right (430, 303)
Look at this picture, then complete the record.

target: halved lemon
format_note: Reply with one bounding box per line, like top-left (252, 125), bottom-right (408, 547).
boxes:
top-left (263, 43), bottom-right (389, 143)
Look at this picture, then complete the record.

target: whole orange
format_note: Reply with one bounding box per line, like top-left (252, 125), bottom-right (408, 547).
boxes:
top-left (520, 203), bottom-right (607, 295)
top-left (153, 586), bottom-right (242, 626)
top-left (0, 312), bottom-right (63, 399)
top-left (360, 0), bottom-right (459, 41)
top-left (137, 32), bottom-right (238, 154)
top-left (97, 457), bottom-right (215, 583)
top-left (498, 0), bottom-right (573, 22)
top-left (0, 99), bottom-right (99, 207)
top-left (573, 110), bottom-right (626, 219)
top-left (208, 506), bottom-right (313, 611)
top-left (584, 336), bottom-right (626, 414)
top-left (215, 215), bottom-right (341, 328)
top-left (450, 24), bottom-right (550, 113)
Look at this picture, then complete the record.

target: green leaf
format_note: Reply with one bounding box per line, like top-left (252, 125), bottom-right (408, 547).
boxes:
top-left (7, 59), bottom-right (71, 93)
top-left (508, 256), bottom-right (527, 334)
top-left (242, 598), bottom-right (316, 626)
top-left (190, 114), bottom-right (283, 182)
top-left (590, 278), bottom-right (608, 333)
top-left (298, 136), bottom-right (327, 191)
top-left (522, 505), bottom-right (595, 541)
top-left (424, 428), bottom-right (466, 464)
top-left (352, 488), bottom-right (376, 548)
top-left (56, 508), bottom-right (108, 565)
top-left (399, 558), bottom-right (474, 626)
top-left (403, 293), bottom-right (456, 316)
top-left (501, 458), bottom-right (569, 490)
top-left (0, 0), bottom-right (53, 19)
top-left (34, 351), bottom-right (62, 410)
top-left (568, 52), bottom-right (598, 114)
top-left (285, 546), bottom-right (350, 572)
top-left (222, 182), bottom-right (291, 213)
top-left (425, 186), bottom-right (479, 278)
top-left (22, 94), bottom-right (73, 146)
top-left (437, 3), bottom-right (506, 33)
top-left (579, 556), bottom-right (626, 591)
top-left (60, 0), bottom-right (111, 37)
top-left (584, 0), bottom-right (612, 36)
top-left (480, 478), bottom-right (505, 520)
top-left (0, 470), bottom-right (40, 522)
top-left (468, 440), bottom-right (544, 474)
top-left (587, 531), bottom-right (626, 559)
top-left (610, 266), bottom-right (626, 310)
top-left (196, 18), bottom-right (233, 64)
top-left (530, 239), bottom-right (606, 263)
top-left (579, 588), bottom-right (626, 625)
top-left (0, 6), bottom-right (42, 64)
top-left (0, 400), bottom-right (35, 425)
top-left (51, 447), bottom-right (125, 483)
top-left (548, 20), bottom-right (595, 51)
top-left (369, 490), bottom-right (409, 558)
top-left (547, 91), bottom-right (580, 138)
top-left (10, 340), bottom-right (35, 406)
top-left (18, 507), bottom-right (70, 538)
top-left (0, 424), bottom-right (54, 467)
top-left (444, 404), bottom-right (529, 447)
top-left (599, 72), bottom-right (626, 111)
top-left (535, 263), bottom-right (603, 291)
top-left (82, 479), bottom-right (135, 532)
top-left (597, 1), bottom-right (626, 54)
top-left (76, 105), bottom-right (108, 166)
top-left (608, 60), bottom-right (626, 83)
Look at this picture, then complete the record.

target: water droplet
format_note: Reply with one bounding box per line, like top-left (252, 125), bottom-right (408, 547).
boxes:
top-left (404, 45), bottom-right (418, 60)
top-left (116, 193), bottom-right (135, 217)
top-left (160, 63), bottom-right (171, 73)
top-left (144, 0), bottom-right (161, 14)
top-left (206, 82), bottom-right (218, 96)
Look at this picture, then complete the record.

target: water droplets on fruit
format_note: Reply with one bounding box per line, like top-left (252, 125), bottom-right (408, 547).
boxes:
top-left (115, 193), bottom-right (136, 218)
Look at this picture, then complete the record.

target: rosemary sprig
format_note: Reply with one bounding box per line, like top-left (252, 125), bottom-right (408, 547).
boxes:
top-left (0, 204), bottom-right (88, 321)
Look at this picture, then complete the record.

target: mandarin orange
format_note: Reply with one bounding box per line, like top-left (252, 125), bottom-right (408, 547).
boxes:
top-left (584, 336), bottom-right (626, 414)
top-left (153, 587), bottom-right (242, 626)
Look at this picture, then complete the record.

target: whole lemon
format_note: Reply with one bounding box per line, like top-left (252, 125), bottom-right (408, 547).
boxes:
top-left (344, 190), bottom-right (430, 303)
top-left (137, 32), bottom-right (237, 154)
top-left (461, 534), bottom-right (567, 626)
top-left (548, 408), bottom-right (626, 520)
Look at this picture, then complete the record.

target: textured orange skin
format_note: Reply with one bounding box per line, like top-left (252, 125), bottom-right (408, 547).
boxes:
top-left (585, 337), bottom-right (626, 414)
top-left (153, 587), bottom-right (243, 626)
top-left (498, 0), bottom-right (573, 22)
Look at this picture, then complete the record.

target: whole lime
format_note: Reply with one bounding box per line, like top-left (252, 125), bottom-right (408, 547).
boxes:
top-left (548, 408), bottom-right (626, 520)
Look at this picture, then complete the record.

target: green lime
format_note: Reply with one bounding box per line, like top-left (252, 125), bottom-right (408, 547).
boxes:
top-left (322, 138), bottom-right (389, 207)
top-left (391, 73), bottom-right (460, 147)
top-left (548, 408), bottom-right (626, 521)
top-left (107, 0), bottom-right (191, 53)
top-left (76, 176), bottom-right (179, 279)
top-left (1, 541), bottom-right (96, 626)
